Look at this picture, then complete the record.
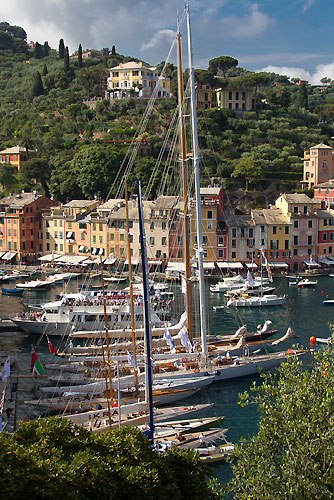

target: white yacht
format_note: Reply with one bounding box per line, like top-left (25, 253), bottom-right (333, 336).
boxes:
top-left (226, 293), bottom-right (285, 308)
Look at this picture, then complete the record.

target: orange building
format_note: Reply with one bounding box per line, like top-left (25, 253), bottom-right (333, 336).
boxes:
top-left (0, 192), bottom-right (57, 263)
top-left (0, 145), bottom-right (35, 171)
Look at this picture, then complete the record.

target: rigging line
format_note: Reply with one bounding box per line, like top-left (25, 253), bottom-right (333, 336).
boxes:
top-left (111, 37), bottom-right (177, 201)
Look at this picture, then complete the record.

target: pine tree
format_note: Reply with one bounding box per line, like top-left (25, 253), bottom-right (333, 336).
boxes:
top-left (59, 38), bottom-right (65, 59)
top-left (32, 71), bottom-right (44, 98)
top-left (64, 46), bottom-right (70, 72)
top-left (42, 64), bottom-right (48, 76)
top-left (33, 42), bottom-right (43, 59)
top-left (111, 45), bottom-right (116, 55)
top-left (78, 43), bottom-right (82, 68)
top-left (43, 41), bottom-right (50, 57)
top-left (297, 82), bottom-right (308, 109)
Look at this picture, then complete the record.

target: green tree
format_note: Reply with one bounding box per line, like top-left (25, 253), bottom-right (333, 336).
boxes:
top-left (43, 41), bottom-right (50, 57)
top-left (111, 44), bottom-right (116, 55)
top-left (0, 22), bottom-right (27, 40)
top-left (231, 157), bottom-right (262, 190)
top-left (42, 64), bottom-right (48, 76)
top-left (31, 71), bottom-right (44, 98)
top-left (33, 41), bottom-right (43, 59)
top-left (208, 56), bottom-right (238, 77)
top-left (0, 418), bottom-right (220, 500)
top-left (297, 82), bottom-right (308, 109)
top-left (64, 46), bottom-right (70, 72)
top-left (19, 157), bottom-right (51, 196)
top-left (78, 43), bottom-right (83, 68)
top-left (229, 346), bottom-right (334, 499)
top-left (58, 38), bottom-right (65, 59)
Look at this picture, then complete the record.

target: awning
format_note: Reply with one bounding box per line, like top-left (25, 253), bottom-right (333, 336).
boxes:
top-left (203, 261), bottom-right (215, 270)
top-left (2, 251), bottom-right (17, 261)
top-left (269, 262), bottom-right (288, 269)
top-left (124, 259), bottom-right (139, 265)
top-left (245, 263), bottom-right (258, 269)
top-left (78, 245), bottom-right (85, 252)
top-left (166, 262), bottom-right (185, 272)
top-left (92, 248), bottom-right (97, 255)
top-left (319, 257), bottom-right (334, 265)
top-left (38, 253), bottom-right (61, 262)
top-left (304, 260), bottom-right (320, 267)
top-left (217, 262), bottom-right (243, 269)
top-left (148, 260), bottom-right (163, 265)
top-left (66, 232), bottom-right (74, 238)
top-left (104, 254), bottom-right (116, 265)
top-left (54, 255), bottom-right (88, 265)
top-left (0, 251), bottom-right (7, 259)
top-left (99, 248), bottom-right (104, 255)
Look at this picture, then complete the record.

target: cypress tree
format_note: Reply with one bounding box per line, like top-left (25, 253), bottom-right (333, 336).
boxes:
top-left (33, 42), bottom-right (43, 59)
top-left (111, 45), bottom-right (116, 55)
top-left (43, 41), bottom-right (50, 57)
top-left (59, 38), bottom-right (65, 59)
top-left (78, 43), bottom-right (82, 68)
top-left (42, 64), bottom-right (48, 76)
top-left (64, 46), bottom-right (70, 72)
top-left (32, 71), bottom-right (44, 98)
top-left (297, 82), bottom-right (308, 109)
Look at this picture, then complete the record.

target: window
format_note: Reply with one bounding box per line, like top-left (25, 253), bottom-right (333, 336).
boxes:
top-left (99, 236), bottom-right (103, 244)
top-left (235, 91), bottom-right (239, 100)
top-left (229, 91), bottom-right (232, 100)
top-left (7, 229), bottom-right (11, 237)
top-left (273, 226), bottom-right (277, 235)
top-left (304, 206), bottom-right (307, 214)
top-left (330, 246), bottom-right (333, 254)
top-left (261, 225), bottom-right (265, 232)
top-left (30, 241), bottom-right (33, 249)
top-left (249, 228), bottom-right (254, 238)
top-left (118, 221), bottom-right (125, 229)
top-left (293, 249), bottom-right (298, 256)
top-left (46, 243), bottom-right (50, 251)
top-left (46, 232), bottom-right (50, 239)
top-left (218, 249), bottom-right (224, 258)
top-left (120, 234), bottom-right (124, 242)
top-left (240, 228), bottom-right (245, 238)
top-left (285, 226), bottom-right (289, 234)
top-left (59, 232), bottom-right (63, 239)
top-left (81, 232), bottom-right (85, 240)
top-left (177, 236), bottom-right (183, 245)
top-left (22, 242), bottom-right (25, 250)
top-left (156, 250), bottom-right (161, 258)
top-left (207, 221), bottom-right (213, 230)
top-left (203, 235), bottom-right (208, 245)
top-left (93, 235), bottom-right (96, 243)
top-left (294, 220), bottom-right (299, 228)
top-left (13, 229), bottom-right (17, 237)
top-left (60, 244), bottom-right (63, 251)
top-left (68, 245), bottom-right (73, 254)
top-left (54, 220), bottom-right (57, 227)
top-left (150, 222), bottom-right (154, 230)
top-left (110, 234), bottom-right (114, 241)
top-left (270, 240), bottom-right (278, 250)
top-left (22, 229), bottom-right (25, 236)
top-left (285, 240), bottom-right (289, 250)
top-left (177, 250), bottom-right (182, 259)
top-left (129, 234), bottom-right (133, 243)
top-left (323, 233), bottom-right (327, 241)
top-left (150, 237), bottom-right (155, 246)
top-left (218, 236), bottom-right (224, 246)
top-left (294, 207), bottom-right (298, 214)
top-left (331, 233), bottom-right (334, 241)
top-left (54, 231), bottom-right (58, 239)
top-left (99, 224), bottom-right (103, 231)
top-left (232, 239), bottom-right (236, 248)
top-left (324, 219), bottom-right (328, 226)
top-left (132, 70), bottom-right (138, 76)
top-left (308, 235), bottom-right (312, 245)
top-left (68, 222), bottom-right (72, 229)
top-left (232, 228), bottom-right (236, 238)
top-left (293, 235), bottom-right (298, 245)
top-left (128, 221), bottom-right (133, 229)
top-left (308, 220), bottom-right (312, 228)
top-left (232, 251), bottom-right (236, 259)
top-left (162, 222), bottom-right (167, 230)
top-left (162, 237), bottom-right (167, 246)
top-left (171, 223), bottom-right (176, 231)
top-left (207, 210), bottom-right (213, 219)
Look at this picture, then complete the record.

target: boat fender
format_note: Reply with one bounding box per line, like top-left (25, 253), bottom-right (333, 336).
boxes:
top-left (204, 371), bottom-right (210, 377)
top-left (215, 370), bottom-right (221, 376)
top-left (194, 367), bottom-right (200, 373)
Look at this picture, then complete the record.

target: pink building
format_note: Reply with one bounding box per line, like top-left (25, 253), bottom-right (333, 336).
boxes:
top-left (302, 143), bottom-right (334, 190)
top-left (314, 179), bottom-right (334, 208)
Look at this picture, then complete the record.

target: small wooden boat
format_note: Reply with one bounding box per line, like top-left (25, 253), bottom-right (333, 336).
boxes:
top-left (1, 287), bottom-right (24, 295)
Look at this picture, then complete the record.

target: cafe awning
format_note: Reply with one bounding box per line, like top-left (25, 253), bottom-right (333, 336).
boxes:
top-left (2, 251), bottom-right (17, 261)
top-left (104, 254), bottom-right (116, 265)
top-left (217, 261), bottom-right (243, 269)
top-left (304, 260), bottom-right (319, 267)
top-left (38, 253), bottom-right (61, 262)
top-left (245, 263), bottom-right (258, 269)
top-left (203, 261), bottom-right (216, 270)
top-left (269, 262), bottom-right (288, 269)
top-left (166, 262), bottom-right (185, 272)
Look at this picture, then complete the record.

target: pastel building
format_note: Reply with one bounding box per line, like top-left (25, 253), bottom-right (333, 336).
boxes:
top-left (216, 87), bottom-right (253, 111)
top-left (0, 192), bottom-right (56, 263)
top-left (302, 143), bottom-right (334, 190)
top-left (0, 145), bottom-right (35, 171)
top-left (252, 208), bottom-right (291, 264)
top-left (106, 61), bottom-right (170, 100)
top-left (314, 179), bottom-right (334, 208)
top-left (316, 209), bottom-right (334, 259)
top-left (225, 214), bottom-right (255, 263)
top-left (275, 193), bottom-right (321, 271)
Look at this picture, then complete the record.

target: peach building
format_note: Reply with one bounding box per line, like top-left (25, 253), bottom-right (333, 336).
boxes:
top-left (302, 143), bottom-right (334, 189)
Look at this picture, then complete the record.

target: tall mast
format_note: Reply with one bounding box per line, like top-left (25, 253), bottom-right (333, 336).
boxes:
top-left (124, 178), bottom-right (138, 391)
top-left (177, 17), bottom-right (193, 341)
top-left (186, 1), bottom-right (207, 363)
top-left (100, 258), bottom-right (113, 428)
top-left (137, 178), bottom-right (154, 443)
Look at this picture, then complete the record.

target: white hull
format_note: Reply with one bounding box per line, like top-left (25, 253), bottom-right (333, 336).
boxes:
top-left (227, 294), bottom-right (285, 308)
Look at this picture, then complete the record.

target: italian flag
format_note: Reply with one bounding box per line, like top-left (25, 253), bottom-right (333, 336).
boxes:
top-left (30, 347), bottom-right (45, 376)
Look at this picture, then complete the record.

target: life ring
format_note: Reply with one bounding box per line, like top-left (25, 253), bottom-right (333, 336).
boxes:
top-left (194, 367), bottom-right (200, 373)
top-left (182, 357), bottom-right (187, 363)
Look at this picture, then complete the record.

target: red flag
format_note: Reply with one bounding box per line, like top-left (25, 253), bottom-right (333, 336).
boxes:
top-left (30, 347), bottom-right (38, 373)
top-left (47, 336), bottom-right (56, 355)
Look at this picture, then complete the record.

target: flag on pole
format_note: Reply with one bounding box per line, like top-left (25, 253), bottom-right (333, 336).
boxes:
top-left (181, 274), bottom-right (187, 294)
top-left (0, 385), bottom-right (6, 414)
top-left (30, 347), bottom-right (45, 376)
top-left (310, 254), bottom-right (313, 264)
top-left (247, 270), bottom-right (255, 288)
top-left (1, 356), bottom-right (10, 382)
top-left (126, 350), bottom-right (139, 373)
top-left (164, 327), bottom-right (176, 354)
top-left (46, 336), bottom-right (56, 355)
top-left (261, 249), bottom-right (273, 283)
top-left (180, 328), bottom-right (193, 353)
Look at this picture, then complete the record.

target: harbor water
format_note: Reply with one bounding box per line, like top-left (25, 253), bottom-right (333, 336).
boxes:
top-left (0, 272), bottom-right (333, 483)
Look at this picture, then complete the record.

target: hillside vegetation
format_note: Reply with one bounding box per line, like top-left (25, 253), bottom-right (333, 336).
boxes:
top-left (1, 22), bottom-right (334, 202)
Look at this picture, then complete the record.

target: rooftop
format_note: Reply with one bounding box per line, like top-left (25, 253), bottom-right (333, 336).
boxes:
top-left (315, 179), bottom-right (334, 188)
top-left (63, 200), bottom-right (98, 208)
top-left (0, 192), bottom-right (42, 208)
top-left (109, 61), bottom-right (156, 71)
top-left (278, 193), bottom-right (317, 204)
top-left (151, 196), bottom-right (179, 210)
top-left (200, 187), bottom-right (221, 195)
top-left (0, 145), bottom-right (34, 155)
top-left (310, 143), bottom-right (332, 149)
top-left (252, 208), bottom-right (289, 225)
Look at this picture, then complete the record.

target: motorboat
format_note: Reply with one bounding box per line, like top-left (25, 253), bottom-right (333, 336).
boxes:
top-left (296, 278), bottom-right (317, 287)
top-left (1, 287), bottom-right (24, 295)
top-left (226, 294), bottom-right (285, 308)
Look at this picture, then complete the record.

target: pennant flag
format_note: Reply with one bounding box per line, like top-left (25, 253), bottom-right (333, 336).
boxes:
top-left (164, 327), bottom-right (176, 354)
top-left (261, 249), bottom-right (273, 283)
top-left (310, 254), bottom-right (313, 264)
top-left (180, 328), bottom-right (193, 353)
top-left (47, 336), bottom-right (56, 355)
top-left (30, 347), bottom-right (45, 376)
top-left (247, 270), bottom-right (255, 288)
top-left (1, 356), bottom-right (10, 382)
top-left (181, 275), bottom-right (187, 294)
top-left (126, 350), bottom-right (139, 373)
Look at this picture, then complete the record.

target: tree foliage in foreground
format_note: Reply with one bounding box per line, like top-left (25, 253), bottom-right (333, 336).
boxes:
top-left (228, 347), bottom-right (334, 499)
top-left (0, 419), bottom-right (221, 500)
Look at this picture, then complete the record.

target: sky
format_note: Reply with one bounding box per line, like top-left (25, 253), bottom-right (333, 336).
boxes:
top-left (2, 0), bottom-right (334, 84)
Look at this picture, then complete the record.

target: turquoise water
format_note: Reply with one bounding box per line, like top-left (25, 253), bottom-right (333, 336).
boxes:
top-left (0, 273), bottom-right (332, 482)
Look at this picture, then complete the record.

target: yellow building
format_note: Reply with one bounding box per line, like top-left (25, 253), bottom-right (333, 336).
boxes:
top-left (216, 87), bottom-right (253, 111)
top-left (195, 83), bottom-right (217, 110)
top-left (106, 61), bottom-right (170, 99)
top-left (0, 145), bottom-right (35, 171)
top-left (252, 208), bottom-right (291, 261)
